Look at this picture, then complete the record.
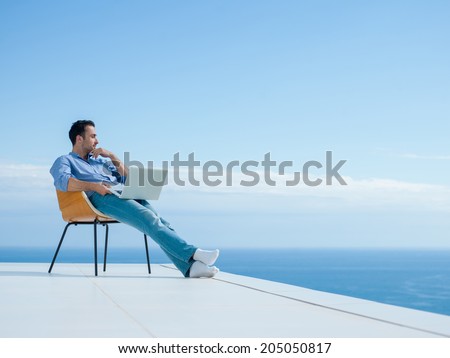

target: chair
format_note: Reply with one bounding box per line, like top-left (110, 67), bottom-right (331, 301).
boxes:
top-left (48, 190), bottom-right (151, 276)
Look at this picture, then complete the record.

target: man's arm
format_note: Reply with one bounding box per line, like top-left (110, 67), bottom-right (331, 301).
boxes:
top-left (67, 177), bottom-right (111, 196)
top-left (91, 148), bottom-right (128, 177)
top-left (50, 155), bottom-right (111, 196)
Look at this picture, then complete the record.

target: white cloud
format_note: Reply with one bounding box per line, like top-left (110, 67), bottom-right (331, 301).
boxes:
top-left (1, 161), bottom-right (450, 214)
top-left (1, 161), bottom-right (450, 248)
top-left (162, 168), bottom-right (450, 213)
top-left (400, 153), bottom-right (450, 160)
top-left (0, 163), bottom-right (52, 185)
top-left (0, 162), bottom-right (54, 204)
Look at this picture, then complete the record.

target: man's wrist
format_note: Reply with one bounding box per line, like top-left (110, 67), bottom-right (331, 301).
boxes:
top-left (88, 182), bottom-right (101, 192)
top-left (109, 153), bottom-right (120, 163)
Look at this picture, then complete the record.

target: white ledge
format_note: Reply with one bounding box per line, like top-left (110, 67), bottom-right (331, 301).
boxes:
top-left (1, 263), bottom-right (449, 338)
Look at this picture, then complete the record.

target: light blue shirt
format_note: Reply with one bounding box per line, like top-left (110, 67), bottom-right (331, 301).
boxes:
top-left (50, 152), bottom-right (123, 196)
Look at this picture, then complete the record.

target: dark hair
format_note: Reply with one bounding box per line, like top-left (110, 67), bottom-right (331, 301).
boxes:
top-left (69, 120), bottom-right (95, 145)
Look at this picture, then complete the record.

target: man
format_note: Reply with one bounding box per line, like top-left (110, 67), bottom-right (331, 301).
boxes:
top-left (50, 120), bottom-right (219, 278)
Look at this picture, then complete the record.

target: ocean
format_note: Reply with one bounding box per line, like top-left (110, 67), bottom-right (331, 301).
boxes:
top-left (1, 247), bottom-right (449, 317)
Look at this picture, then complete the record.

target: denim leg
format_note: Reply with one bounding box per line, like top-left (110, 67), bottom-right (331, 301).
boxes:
top-left (159, 246), bottom-right (194, 277)
top-left (136, 200), bottom-right (174, 231)
top-left (89, 193), bottom-right (197, 276)
top-left (135, 201), bottom-right (193, 276)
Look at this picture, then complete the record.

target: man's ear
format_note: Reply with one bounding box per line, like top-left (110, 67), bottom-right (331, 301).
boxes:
top-left (76, 134), bottom-right (83, 143)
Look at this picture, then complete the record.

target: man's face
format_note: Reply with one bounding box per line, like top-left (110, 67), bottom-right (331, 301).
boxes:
top-left (79, 125), bottom-right (99, 153)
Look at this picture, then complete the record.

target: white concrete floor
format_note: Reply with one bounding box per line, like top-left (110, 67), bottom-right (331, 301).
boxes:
top-left (0, 263), bottom-right (449, 338)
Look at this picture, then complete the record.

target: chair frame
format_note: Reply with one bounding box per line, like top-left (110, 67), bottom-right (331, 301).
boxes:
top-left (48, 191), bottom-right (151, 276)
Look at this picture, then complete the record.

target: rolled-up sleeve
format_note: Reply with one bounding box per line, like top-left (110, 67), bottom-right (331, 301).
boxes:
top-left (50, 156), bottom-right (72, 192)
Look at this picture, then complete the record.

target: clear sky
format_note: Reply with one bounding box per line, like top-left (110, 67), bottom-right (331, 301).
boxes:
top-left (1, 0), bottom-right (449, 250)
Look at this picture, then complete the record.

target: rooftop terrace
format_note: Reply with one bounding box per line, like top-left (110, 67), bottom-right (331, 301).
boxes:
top-left (1, 263), bottom-right (449, 338)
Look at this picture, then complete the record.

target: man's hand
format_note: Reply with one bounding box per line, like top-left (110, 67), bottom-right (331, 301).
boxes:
top-left (90, 147), bottom-right (113, 159)
top-left (94, 182), bottom-right (111, 196)
top-left (91, 147), bottom-right (128, 178)
top-left (67, 178), bottom-right (112, 196)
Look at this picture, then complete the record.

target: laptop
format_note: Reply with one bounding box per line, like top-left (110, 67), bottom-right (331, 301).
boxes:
top-left (108, 166), bottom-right (168, 200)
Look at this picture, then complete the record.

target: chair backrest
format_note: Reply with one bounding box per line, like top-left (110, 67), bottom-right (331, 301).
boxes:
top-left (56, 190), bottom-right (114, 222)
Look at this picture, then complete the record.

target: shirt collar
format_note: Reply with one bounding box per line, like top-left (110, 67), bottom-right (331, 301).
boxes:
top-left (69, 151), bottom-right (92, 162)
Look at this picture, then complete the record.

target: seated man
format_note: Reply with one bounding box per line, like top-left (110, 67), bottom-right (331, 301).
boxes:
top-left (50, 120), bottom-right (219, 278)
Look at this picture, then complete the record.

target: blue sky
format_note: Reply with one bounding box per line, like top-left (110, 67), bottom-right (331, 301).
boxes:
top-left (1, 0), bottom-right (449, 250)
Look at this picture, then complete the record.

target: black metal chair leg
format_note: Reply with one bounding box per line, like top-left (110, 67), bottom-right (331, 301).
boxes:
top-left (103, 223), bottom-right (109, 272)
top-left (48, 222), bottom-right (73, 273)
top-left (144, 234), bottom-right (151, 274)
top-left (94, 220), bottom-right (98, 276)
top-left (49, 220), bottom-right (150, 276)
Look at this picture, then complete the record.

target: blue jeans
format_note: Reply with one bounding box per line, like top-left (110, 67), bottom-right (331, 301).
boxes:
top-left (89, 193), bottom-right (197, 277)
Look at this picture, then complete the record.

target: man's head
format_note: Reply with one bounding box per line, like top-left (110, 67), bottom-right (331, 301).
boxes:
top-left (69, 120), bottom-right (98, 154)
top-left (69, 120), bottom-right (95, 145)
